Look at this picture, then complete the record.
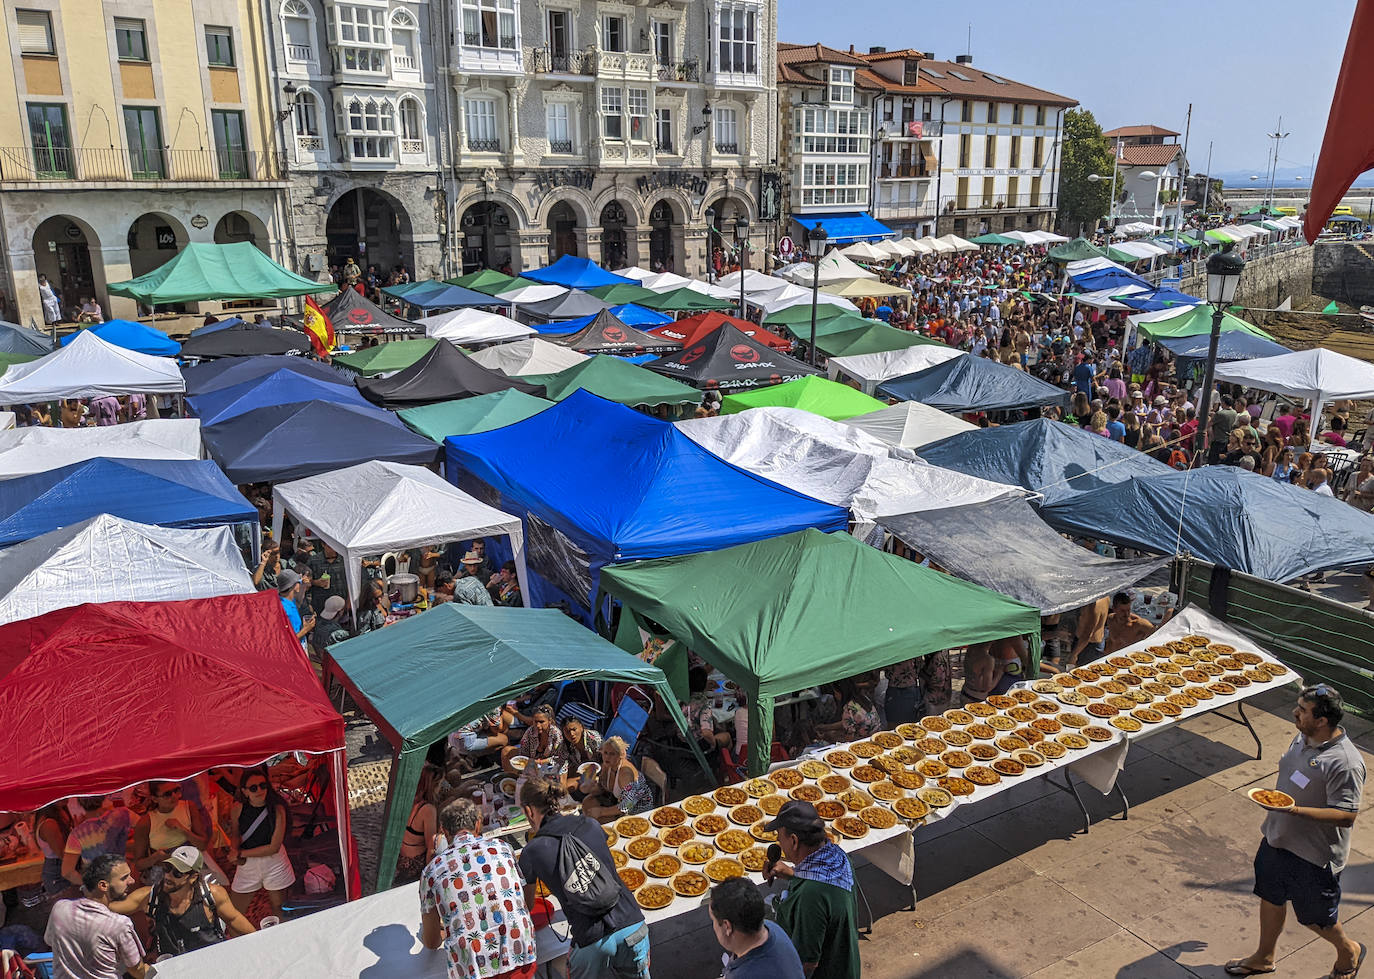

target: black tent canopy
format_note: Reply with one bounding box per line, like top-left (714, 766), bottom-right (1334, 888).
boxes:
top-left (643, 323), bottom-right (820, 391)
top-left (179, 322), bottom-right (313, 359)
top-left (323, 287), bottom-right (415, 335)
top-left (550, 309), bottom-right (680, 354)
top-left (355, 339), bottom-right (547, 409)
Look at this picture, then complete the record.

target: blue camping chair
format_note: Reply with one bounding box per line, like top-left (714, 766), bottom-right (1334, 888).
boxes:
top-left (603, 686), bottom-right (653, 754)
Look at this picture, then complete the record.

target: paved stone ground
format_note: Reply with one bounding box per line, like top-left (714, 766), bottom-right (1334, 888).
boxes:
top-left (643, 685), bottom-right (1374, 979)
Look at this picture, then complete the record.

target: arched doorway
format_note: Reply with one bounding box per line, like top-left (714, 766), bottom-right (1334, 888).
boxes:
top-left (460, 202), bottom-right (513, 273)
top-left (599, 200), bottom-right (632, 270)
top-left (126, 212), bottom-right (186, 278)
top-left (213, 210), bottom-right (271, 253)
top-left (326, 188), bottom-right (412, 277)
top-left (648, 200), bottom-right (676, 272)
top-left (547, 201), bottom-right (578, 260)
top-left (32, 216), bottom-right (98, 319)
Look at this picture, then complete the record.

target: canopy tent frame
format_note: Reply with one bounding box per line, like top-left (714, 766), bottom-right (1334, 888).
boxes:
top-left (323, 604), bottom-right (713, 890)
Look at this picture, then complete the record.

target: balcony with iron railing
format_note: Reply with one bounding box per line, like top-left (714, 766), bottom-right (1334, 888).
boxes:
top-left (548, 139), bottom-right (574, 154)
top-left (462, 32), bottom-right (516, 49)
top-left (0, 145), bottom-right (283, 184)
top-left (466, 137), bottom-right (502, 154)
top-left (948, 192), bottom-right (1054, 213)
top-left (655, 58), bottom-right (700, 83)
top-left (714, 142), bottom-right (739, 155)
top-left (880, 162), bottom-right (930, 179)
top-left (529, 47), bottom-right (594, 75)
top-left (596, 49), bottom-right (654, 77)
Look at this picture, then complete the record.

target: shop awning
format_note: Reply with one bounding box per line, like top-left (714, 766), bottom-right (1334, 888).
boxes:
top-left (792, 212), bottom-right (894, 243)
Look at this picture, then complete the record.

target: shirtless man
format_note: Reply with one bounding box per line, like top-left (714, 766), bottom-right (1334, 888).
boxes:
top-left (1103, 592), bottom-right (1157, 655)
top-left (1063, 595), bottom-right (1109, 669)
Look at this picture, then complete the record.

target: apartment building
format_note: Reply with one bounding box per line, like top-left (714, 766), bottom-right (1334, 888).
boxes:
top-left (0, 0), bottom-right (288, 325)
top-left (1103, 124), bottom-right (1186, 230)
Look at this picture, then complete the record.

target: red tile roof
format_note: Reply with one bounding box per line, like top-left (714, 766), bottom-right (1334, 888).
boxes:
top-left (856, 54), bottom-right (1076, 107)
top-left (1118, 144), bottom-right (1182, 167)
top-left (1104, 124), bottom-right (1180, 138)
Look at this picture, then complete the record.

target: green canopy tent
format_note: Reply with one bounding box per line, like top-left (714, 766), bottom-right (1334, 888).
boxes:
top-left (600, 530), bottom-right (1042, 775)
top-left (638, 287), bottom-right (735, 313)
top-left (106, 241), bottom-right (329, 305)
top-left (585, 283), bottom-right (661, 305)
top-left (1135, 306), bottom-right (1275, 341)
top-left (1047, 237), bottom-right (1108, 263)
top-left (444, 270), bottom-right (522, 295)
top-left (397, 389), bottom-right (553, 442)
top-left (812, 323), bottom-right (933, 359)
top-left (324, 604), bottom-right (713, 890)
top-left (762, 303), bottom-right (856, 327)
top-left (0, 351), bottom-right (39, 375)
top-left (720, 375), bottom-right (885, 420)
top-left (1105, 246), bottom-right (1144, 265)
top-left (780, 312), bottom-right (874, 343)
top-left (521, 354), bottom-right (702, 408)
top-left (333, 338), bottom-right (439, 375)
top-left (970, 233), bottom-right (1021, 246)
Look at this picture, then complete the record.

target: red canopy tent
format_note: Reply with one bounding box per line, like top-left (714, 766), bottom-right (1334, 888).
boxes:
top-left (0, 590), bottom-right (358, 897)
top-left (650, 311), bottom-right (793, 351)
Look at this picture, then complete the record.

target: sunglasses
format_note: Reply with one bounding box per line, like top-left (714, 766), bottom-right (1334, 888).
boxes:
top-left (163, 865), bottom-right (191, 879)
top-left (245, 782), bottom-right (269, 792)
top-left (154, 788), bottom-right (181, 798)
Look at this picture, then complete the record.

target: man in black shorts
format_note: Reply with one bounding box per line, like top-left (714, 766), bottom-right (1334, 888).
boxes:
top-left (1227, 684), bottom-right (1367, 978)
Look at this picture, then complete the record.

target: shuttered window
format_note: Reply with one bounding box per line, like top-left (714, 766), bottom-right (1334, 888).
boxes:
top-left (17, 10), bottom-right (55, 54)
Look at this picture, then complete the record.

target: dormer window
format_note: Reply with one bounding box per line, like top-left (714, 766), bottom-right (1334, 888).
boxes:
top-left (828, 68), bottom-right (853, 104)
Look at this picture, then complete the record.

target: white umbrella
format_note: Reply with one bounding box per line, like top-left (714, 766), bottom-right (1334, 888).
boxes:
top-left (937, 234), bottom-right (979, 253)
top-left (922, 236), bottom-right (956, 254)
top-left (841, 241), bottom-right (891, 262)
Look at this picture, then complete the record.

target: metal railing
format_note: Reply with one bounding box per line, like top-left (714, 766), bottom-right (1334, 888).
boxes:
top-left (948, 193), bottom-right (1052, 213)
top-left (548, 139), bottom-right (573, 154)
top-left (461, 32), bottom-right (516, 49)
top-left (655, 58), bottom-right (700, 82)
top-left (467, 137), bottom-right (501, 153)
top-left (654, 139), bottom-right (673, 153)
top-left (0, 145), bottom-right (280, 182)
top-left (529, 48), bottom-right (593, 75)
top-left (714, 142), bottom-right (738, 155)
top-left (882, 162), bottom-right (929, 179)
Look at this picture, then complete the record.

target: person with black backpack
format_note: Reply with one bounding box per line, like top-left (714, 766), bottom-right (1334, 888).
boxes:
top-left (517, 777), bottom-right (650, 979)
top-left (109, 846), bottom-right (254, 959)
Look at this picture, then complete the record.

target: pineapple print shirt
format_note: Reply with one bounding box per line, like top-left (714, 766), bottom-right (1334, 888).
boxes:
top-left (420, 832), bottom-right (537, 979)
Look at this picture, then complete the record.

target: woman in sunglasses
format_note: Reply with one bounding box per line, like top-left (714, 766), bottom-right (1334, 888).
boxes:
top-left (110, 845), bottom-right (255, 959)
top-left (130, 781), bottom-right (210, 881)
top-left (226, 769), bottom-right (296, 921)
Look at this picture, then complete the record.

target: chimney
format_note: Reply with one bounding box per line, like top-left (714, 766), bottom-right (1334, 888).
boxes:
top-left (869, 46), bottom-right (886, 54)
top-left (955, 54), bottom-right (973, 64)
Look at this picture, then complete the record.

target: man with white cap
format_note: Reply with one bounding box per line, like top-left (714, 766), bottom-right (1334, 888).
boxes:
top-left (110, 845), bottom-right (254, 959)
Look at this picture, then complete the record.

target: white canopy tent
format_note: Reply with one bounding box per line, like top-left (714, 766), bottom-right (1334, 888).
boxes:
top-left (715, 269), bottom-right (791, 296)
top-left (1027, 230), bottom-right (1069, 244)
top-left (874, 238), bottom-right (914, 257)
top-left (418, 308), bottom-right (534, 345)
top-left (678, 406), bottom-right (1022, 533)
top-left (1074, 285), bottom-right (1151, 311)
top-left (900, 237), bottom-right (934, 255)
top-left (754, 283), bottom-right (860, 316)
top-left (840, 240), bottom-right (891, 262)
top-left (468, 337), bottom-right (587, 376)
top-left (0, 418), bottom-right (202, 480)
top-left (638, 271), bottom-right (694, 292)
top-left (683, 278), bottom-right (739, 300)
top-left (1112, 241), bottom-right (1168, 260)
top-left (776, 251), bottom-right (878, 285)
top-left (845, 400), bottom-right (979, 449)
top-left (0, 330), bottom-right (183, 403)
top-left (611, 266), bottom-right (655, 281)
top-left (828, 344), bottom-right (965, 394)
top-left (937, 234), bottom-right (979, 252)
top-left (0, 514), bottom-right (253, 626)
top-left (1001, 230), bottom-right (1037, 244)
top-left (1116, 222), bottom-right (1162, 236)
top-left (271, 460), bottom-right (530, 610)
top-left (494, 282), bottom-right (568, 304)
top-left (920, 236), bottom-right (956, 254)
top-left (1214, 348), bottom-right (1374, 440)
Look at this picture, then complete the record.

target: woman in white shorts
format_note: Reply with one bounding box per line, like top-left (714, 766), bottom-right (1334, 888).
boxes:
top-left (227, 768), bottom-right (295, 920)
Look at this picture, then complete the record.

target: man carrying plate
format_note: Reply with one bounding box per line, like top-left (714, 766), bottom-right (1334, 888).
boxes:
top-left (1228, 684), bottom-right (1367, 978)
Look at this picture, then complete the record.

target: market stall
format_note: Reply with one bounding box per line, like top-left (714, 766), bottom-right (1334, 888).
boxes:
top-left (877, 356), bottom-right (1072, 413)
top-left (271, 460), bottom-right (529, 610)
top-left (179, 322), bottom-right (313, 359)
top-left (828, 344), bottom-right (964, 396)
top-left (333, 339), bottom-right (438, 377)
top-left (444, 391), bottom-right (847, 614)
top-left (548, 309), bottom-right (681, 355)
top-left (522, 255), bottom-right (635, 289)
top-left (647, 311), bottom-right (793, 351)
top-left (419, 307), bottom-right (534, 346)
top-left (182, 355), bottom-right (352, 398)
top-left (397, 390), bottom-right (553, 443)
top-left (599, 528), bottom-right (1043, 774)
top-left (105, 241), bottom-right (328, 305)
top-left (0, 418), bottom-right (202, 480)
top-left (518, 355), bottom-right (702, 409)
top-left (323, 604), bottom-right (711, 890)
top-left (323, 286), bottom-right (415, 336)
top-left (468, 337), bottom-right (588, 376)
top-left (355, 340), bottom-right (547, 410)
top-left (58, 319), bottom-right (179, 357)
top-left (0, 515), bottom-right (253, 625)
top-left (187, 368), bottom-right (378, 425)
top-left (642, 324), bottom-right (819, 391)
top-left (0, 330), bottom-right (184, 404)
top-left (1214, 347), bottom-right (1374, 440)
top-left (719, 375), bottom-right (886, 421)
top-left (844, 401), bottom-right (976, 449)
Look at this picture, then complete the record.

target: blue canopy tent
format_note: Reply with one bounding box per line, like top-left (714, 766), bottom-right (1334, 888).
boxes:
top-left (443, 389), bottom-right (848, 618)
top-left (521, 256), bottom-right (634, 289)
top-left (1039, 466), bottom-right (1374, 582)
top-left (1114, 288), bottom-right (1201, 313)
top-left (791, 212), bottom-right (893, 243)
top-left (613, 353), bottom-right (658, 365)
top-left (917, 418), bottom-right (1173, 506)
top-left (187, 368), bottom-right (378, 425)
top-left (182, 354), bottom-right (351, 397)
top-left (535, 304), bottom-right (674, 335)
top-left (58, 320), bottom-right (179, 357)
top-left (1157, 332), bottom-right (1292, 364)
top-left (1068, 267), bottom-right (1151, 293)
top-left (0, 321), bottom-right (55, 357)
top-left (878, 357), bottom-right (1073, 414)
top-left (0, 458), bottom-right (257, 550)
top-left (188, 317), bottom-right (246, 337)
top-left (202, 400), bottom-right (440, 484)
top-left (381, 280), bottom-right (509, 311)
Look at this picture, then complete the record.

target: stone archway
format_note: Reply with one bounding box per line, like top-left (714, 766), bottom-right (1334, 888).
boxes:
top-left (326, 187), bottom-right (415, 276)
top-left (547, 201), bottom-right (579, 260)
top-left (599, 200), bottom-right (633, 270)
top-left (126, 212), bottom-right (187, 279)
top-left (459, 201), bottom-right (515, 273)
top-left (214, 210), bottom-right (271, 253)
top-left (32, 215), bottom-right (100, 322)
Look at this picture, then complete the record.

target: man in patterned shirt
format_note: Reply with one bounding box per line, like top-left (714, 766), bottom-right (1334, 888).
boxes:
top-left (421, 798), bottom-right (536, 979)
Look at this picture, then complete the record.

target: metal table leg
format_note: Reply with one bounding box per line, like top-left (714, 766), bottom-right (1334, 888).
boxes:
top-left (1210, 701), bottom-right (1263, 759)
top-left (1045, 770), bottom-right (1092, 835)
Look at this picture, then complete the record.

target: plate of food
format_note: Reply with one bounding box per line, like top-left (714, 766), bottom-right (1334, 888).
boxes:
top-left (619, 867), bottom-right (647, 891)
top-left (1007, 706), bottom-right (1038, 723)
top-left (750, 821), bottom-right (778, 843)
top-left (871, 755), bottom-right (904, 776)
top-left (1131, 708), bottom-right (1165, 725)
top-left (797, 759), bottom-right (832, 779)
top-left (833, 816), bottom-right (870, 839)
top-left (859, 806), bottom-right (898, 829)
top-left (744, 778), bottom-right (776, 798)
top-left (704, 858), bottom-right (746, 883)
top-left (713, 786), bottom-right (749, 807)
top-left (939, 750), bottom-right (973, 769)
top-left (966, 723), bottom-right (998, 741)
top-left (769, 769), bottom-right (804, 790)
top-left (838, 788), bottom-right (873, 811)
top-left (644, 854), bottom-right (683, 878)
top-left (678, 841), bottom-right (716, 864)
top-left (578, 762), bottom-right (600, 778)
top-left (942, 730), bottom-right (975, 747)
top-left (729, 804), bottom-right (764, 826)
top-left (987, 715), bottom-right (1018, 732)
top-left (817, 774), bottom-right (851, 794)
top-left (966, 702), bottom-right (997, 717)
top-left (851, 764), bottom-right (884, 783)
top-left (825, 750), bottom-right (859, 769)
top-left (790, 784), bottom-right (824, 802)
top-left (872, 730), bottom-right (905, 748)
top-left (1086, 702), bottom-right (1119, 718)
top-left (1057, 690), bottom-right (1090, 707)
top-left (610, 849), bottom-right (629, 868)
top-left (917, 787), bottom-right (953, 808)
top-left (671, 871), bottom-right (710, 898)
top-left (1030, 679), bottom-right (1061, 695)
top-left (627, 837), bottom-right (662, 860)
top-left (914, 737), bottom-right (948, 755)
top-left (650, 806), bottom-right (687, 828)
top-left (1058, 713), bottom-right (1090, 729)
top-left (740, 847), bottom-right (769, 872)
top-left (1248, 788), bottom-right (1295, 811)
top-left (869, 781), bottom-right (904, 801)
top-left (849, 741), bottom-right (882, 758)
top-left (944, 709), bottom-right (976, 726)
top-left (1030, 717), bottom-right (1062, 735)
top-left (938, 776), bottom-right (976, 797)
top-left (1110, 716), bottom-right (1143, 733)
top-left (1010, 689), bottom-right (1040, 703)
top-left (968, 743), bottom-right (1000, 761)
top-left (991, 757), bottom-right (1025, 777)
top-left (603, 827), bottom-right (618, 848)
top-left (660, 825), bottom-right (695, 847)
top-left (682, 795), bottom-right (715, 816)
top-left (1082, 725), bottom-right (1114, 742)
top-left (716, 829), bottom-right (753, 853)
top-left (895, 723), bottom-right (925, 740)
top-left (964, 766), bottom-right (1000, 787)
top-left (890, 746), bottom-right (922, 764)
top-left (815, 800), bottom-right (847, 820)
top-left (995, 735), bottom-right (1029, 753)
top-left (635, 883), bottom-right (673, 910)
top-left (1037, 741), bottom-right (1068, 760)
top-left (890, 770), bottom-right (924, 790)
top-left (498, 776), bottom-right (518, 797)
top-left (508, 755), bottom-right (530, 772)
top-left (616, 815), bottom-right (651, 837)
top-left (759, 795), bottom-right (786, 816)
top-left (894, 797), bottom-right (931, 821)
top-left (917, 759), bottom-right (950, 778)
top-left (987, 694), bottom-right (1020, 709)
top-left (1056, 732), bottom-right (1090, 750)
top-left (693, 814), bottom-right (728, 836)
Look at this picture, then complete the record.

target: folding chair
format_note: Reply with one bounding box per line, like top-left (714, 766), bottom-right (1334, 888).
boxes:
top-left (603, 686), bottom-right (654, 754)
top-left (554, 679), bottom-right (606, 730)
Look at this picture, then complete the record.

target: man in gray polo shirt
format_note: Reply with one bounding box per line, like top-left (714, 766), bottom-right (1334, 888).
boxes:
top-left (1227, 684), bottom-right (1367, 978)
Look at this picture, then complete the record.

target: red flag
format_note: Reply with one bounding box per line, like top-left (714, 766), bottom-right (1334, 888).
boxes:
top-left (301, 296), bottom-right (335, 358)
top-left (1305, 0), bottom-right (1374, 243)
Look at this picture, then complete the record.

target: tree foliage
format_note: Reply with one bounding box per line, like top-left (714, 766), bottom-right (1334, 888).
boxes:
top-left (1057, 108), bottom-right (1116, 235)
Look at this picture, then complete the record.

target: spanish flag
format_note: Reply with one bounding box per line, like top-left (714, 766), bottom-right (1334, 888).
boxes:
top-left (1305, 0), bottom-right (1374, 243)
top-left (302, 296), bottom-right (335, 358)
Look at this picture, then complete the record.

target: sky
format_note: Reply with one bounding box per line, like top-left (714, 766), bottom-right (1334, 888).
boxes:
top-left (780, 0), bottom-right (1357, 183)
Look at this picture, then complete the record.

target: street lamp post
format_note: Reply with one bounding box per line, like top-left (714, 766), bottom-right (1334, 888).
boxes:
top-left (806, 224), bottom-right (828, 366)
top-left (1197, 245), bottom-right (1246, 458)
top-left (734, 214), bottom-right (749, 317)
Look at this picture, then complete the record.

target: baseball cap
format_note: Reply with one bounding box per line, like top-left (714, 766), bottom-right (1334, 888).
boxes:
top-left (321, 595), bottom-right (346, 620)
top-left (762, 800), bottom-right (824, 835)
top-left (1153, 396), bottom-right (1167, 406)
top-left (276, 569), bottom-right (302, 594)
top-left (165, 845), bottom-right (203, 874)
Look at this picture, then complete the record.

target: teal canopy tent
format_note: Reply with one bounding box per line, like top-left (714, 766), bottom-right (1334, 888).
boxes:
top-left (106, 242), bottom-right (328, 304)
top-left (324, 604), bottom-right (712, 890)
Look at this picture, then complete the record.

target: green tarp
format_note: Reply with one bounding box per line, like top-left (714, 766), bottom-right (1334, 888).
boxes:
top-left (333, 339), bottom-right (439, 376)
top-left (812, 323), bottom-right (931, 358)
top-left (971, 233), bottom-right (1020, 246)
top-left (397, 389), bottom-right (552, 442)
top-left (781, 312), bottom-right (874, 343)
top-left (586, 283), bottom-right (660, 305)
top-left (106, 242), bottom-right (329, 305)
top-left (324, 604), bottom-right (711, 890)
top-left (600, 529), bottom-right (1042, 774)
top-left (0, 351), bottom-right (39, 375)
top-left (720, 375), bottom-right (885, 420)
top-left (445, 270), bottom-right (521, 295)
top-left (1048, 237), bottom-right (1108, 263)
top-left (1136, 306), bottom-right (1275, 341)
top-left (1106, 246), bottom-right (1143, 265)
top-left (638, 286), bottom-right (735, 312)
top-left (762, 303), bottom-right (856, 327)
top-left (522, 355), bottom-right (703, 408)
